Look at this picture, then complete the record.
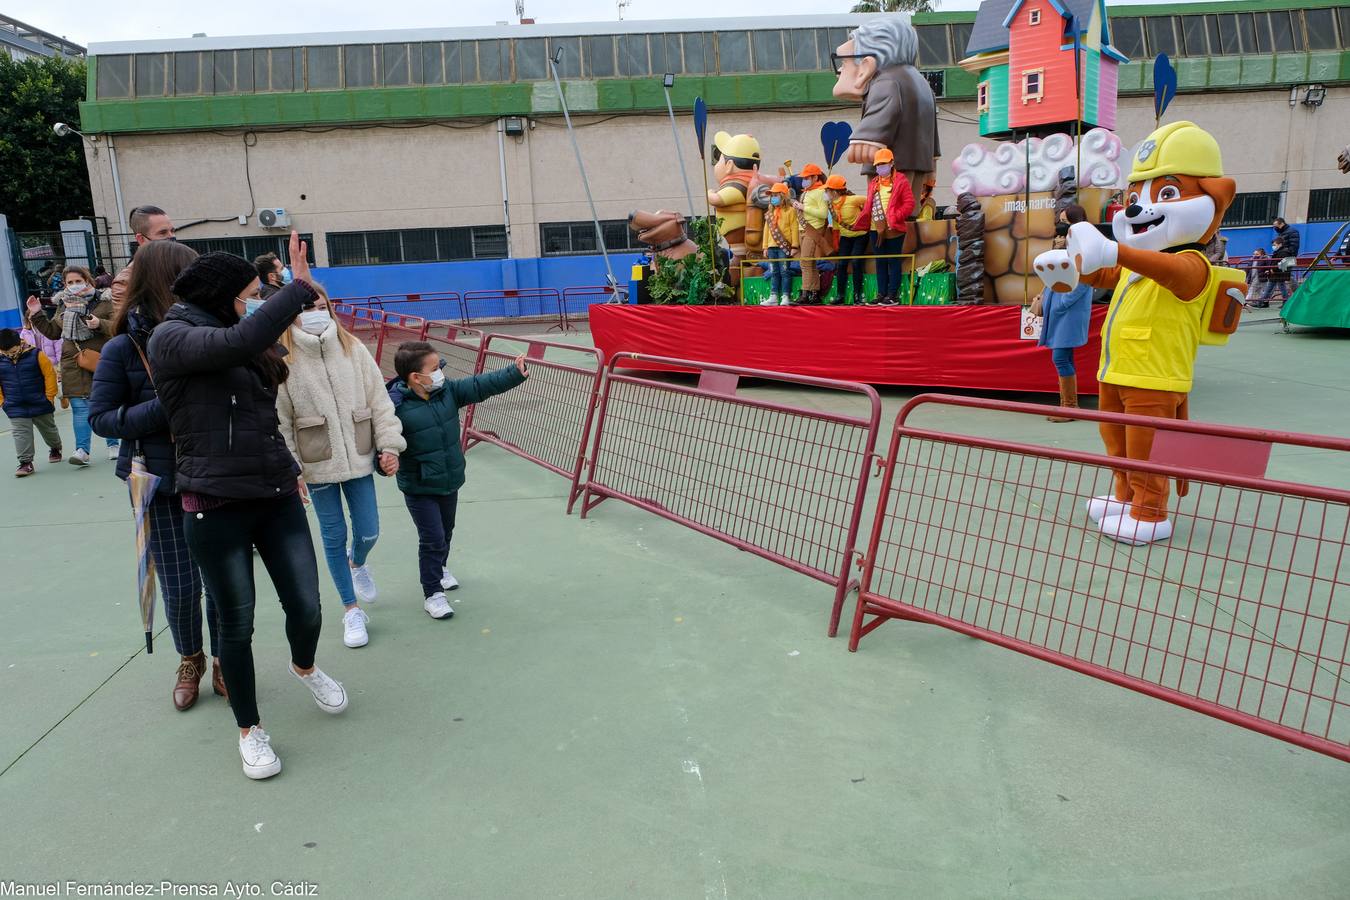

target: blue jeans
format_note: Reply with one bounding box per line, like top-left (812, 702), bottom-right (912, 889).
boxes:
top-left (69, 396), bottom-right (119, 455)
top-left (1050, 347), bottom-right (1077, 377)
top-left (875, 235), bottom-right (905, 299)
top-left (308, 475), bottom-right (380, 608)
top-left (764, 247), bottom-right (792, 297)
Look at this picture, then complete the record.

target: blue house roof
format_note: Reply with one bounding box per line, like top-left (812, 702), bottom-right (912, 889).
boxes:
top-left (966, 0), bottom-right (1115, 57)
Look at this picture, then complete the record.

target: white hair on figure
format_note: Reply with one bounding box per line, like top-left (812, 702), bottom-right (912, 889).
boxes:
top-left (851, 17), bottom-right (918, 70)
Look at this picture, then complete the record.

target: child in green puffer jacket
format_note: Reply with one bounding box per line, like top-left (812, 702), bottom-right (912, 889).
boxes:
top-left (388, 340), bottom-right (529, 620)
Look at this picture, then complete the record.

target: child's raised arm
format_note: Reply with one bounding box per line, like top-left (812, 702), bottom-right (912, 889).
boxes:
top-left (448, 357), bottom-right (529, 407)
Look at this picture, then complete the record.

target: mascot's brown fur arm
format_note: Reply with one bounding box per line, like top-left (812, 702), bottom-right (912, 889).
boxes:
top-left (1081, 247), bottom-right (1210, 301)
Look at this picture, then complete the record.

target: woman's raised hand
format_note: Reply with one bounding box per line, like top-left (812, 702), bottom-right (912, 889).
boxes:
top-left (288, 231), bottom-right (311, 285)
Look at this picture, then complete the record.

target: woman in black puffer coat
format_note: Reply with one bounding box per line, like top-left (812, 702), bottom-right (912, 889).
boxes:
top-left (89, 240), bottom-right (226, 713)
top-left (148, 233), bottom-right (348, 782)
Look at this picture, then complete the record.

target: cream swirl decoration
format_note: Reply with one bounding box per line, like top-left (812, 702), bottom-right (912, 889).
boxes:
top-left (951, 128), bottom-right (1126, 197)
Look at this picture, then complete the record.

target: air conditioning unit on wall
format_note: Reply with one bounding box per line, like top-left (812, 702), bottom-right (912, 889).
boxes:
top-left (257, 208), bottom-right (291, 229)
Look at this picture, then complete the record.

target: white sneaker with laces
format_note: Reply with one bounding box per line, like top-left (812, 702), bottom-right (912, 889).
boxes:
top-left (342, 607), bottom-right (370, 648)
top-left (69, 449), bottom-right (90, 467)
top-left (424, 591), bottom-right (454, 620)
top-left (239, 726), bottom-right (281, 780)
top-left (350, 558), bottom-right (378, 604)
top-left (440, 568), bottom-right (459, 591)
top-left (764, 293), bottom-right (779, 307)
top-left (290, 665), bottom-right (348, 713)
top-left (1086, 495), bottom-right (1129, 523)
top-left (107, 445), bottom-right (120, 461)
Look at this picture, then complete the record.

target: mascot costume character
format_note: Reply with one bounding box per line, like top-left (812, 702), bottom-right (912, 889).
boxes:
top-left (707, 131), bottom-right (762, 287)
top-left (1068, 121), bottom-right (1247, 546)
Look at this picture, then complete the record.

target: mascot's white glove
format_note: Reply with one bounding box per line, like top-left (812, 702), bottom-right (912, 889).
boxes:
top-left (1068, 221), bottom-right (1118, 275)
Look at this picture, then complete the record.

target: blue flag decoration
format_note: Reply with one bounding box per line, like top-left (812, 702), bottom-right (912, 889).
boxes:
top-left (693, 97), bottom-right (708, 160)
top-left (1153, 54), bottom-right (1178, 121)
top-left (820, 121), bottom-right (853, 170)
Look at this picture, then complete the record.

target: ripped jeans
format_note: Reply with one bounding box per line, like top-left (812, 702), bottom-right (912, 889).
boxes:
top-left (307, 475), bottom-right (380, 608)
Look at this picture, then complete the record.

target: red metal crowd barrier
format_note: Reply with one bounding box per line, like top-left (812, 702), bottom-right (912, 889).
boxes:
top-left (369, 312), bottom-right (430, 377)
top-left (851, 394), bottom-right (1350, 762)
top-left (462, 334), bottom-right (604, 511)
top-left (559, 285), bottom-right (620, 331)
top-left (580, 354), bottom-right (882, 628)
top-left (460, 288), bottom-right (565, 329)
top-left (423, 323), bottom-right (484, 382)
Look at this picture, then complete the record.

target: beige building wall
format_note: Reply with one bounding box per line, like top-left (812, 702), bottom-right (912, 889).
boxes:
top-left (83, 85), bottom-right (1348, 266)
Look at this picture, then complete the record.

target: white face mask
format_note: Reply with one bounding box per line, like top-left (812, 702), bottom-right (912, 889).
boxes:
top-left (65, 281), bottom-right (89, 294)
top-left (298, 310), bottom-right (330, 335)
top-left (423, 369), bottom-right (445, 392)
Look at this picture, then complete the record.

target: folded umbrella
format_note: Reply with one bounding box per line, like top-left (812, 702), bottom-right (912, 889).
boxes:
top-left (127, 453), bottom-right (162, 653)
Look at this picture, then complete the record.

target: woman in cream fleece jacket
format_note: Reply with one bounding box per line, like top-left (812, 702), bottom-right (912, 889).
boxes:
top-left (276, 289), bottom-right (406, 649)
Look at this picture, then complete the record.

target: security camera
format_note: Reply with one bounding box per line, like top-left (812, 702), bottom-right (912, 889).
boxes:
top-left (54, 122), bottom-right (71, 137)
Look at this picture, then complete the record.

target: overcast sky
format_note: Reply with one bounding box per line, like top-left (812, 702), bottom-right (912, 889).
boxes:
top-left (21, 0), bottom-right (1179, 47)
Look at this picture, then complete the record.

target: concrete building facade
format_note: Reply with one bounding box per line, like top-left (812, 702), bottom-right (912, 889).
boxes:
top-left (76, 3), bottom-right (1350, 287)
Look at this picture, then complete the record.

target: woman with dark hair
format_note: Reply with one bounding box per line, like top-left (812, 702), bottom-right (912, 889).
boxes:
top-left (148, 232), bottom-right (347, 781)
top-left (89, 240), bottom-right (227, 711)
top-left (25, 265), bottom-right (120, 465)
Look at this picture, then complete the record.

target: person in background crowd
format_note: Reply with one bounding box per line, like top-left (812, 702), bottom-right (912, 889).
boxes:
top-left (1204, 233), bottom-right (1228, 265)
top-left (94, 266), bottom-right (113, 290)
top-left (129, 205), bottom-right (175, 245)
top-left (1051, 204), bottom-right (1088, 251)
top-left (826, 174), bottom-right (869, 306)
top-left (1256, 235), bottom-right (1296, 308)
top-left (149, 233), bottom-right (347, 781)
top-left (25, 266), bottom-right (120, 465)
top-left (1271, 217), bottom-right (1300, 258)
top-left (254, 253), bottom-right (285, 300)
top-left (761, 183), bottom-right (799, 307)
top-left (108, 265), bottom-right (133, 313)
top-left (20, 307), bottom-right (62, 381)
top-left (1243, 247), bottom-right (1270, 304)
top-left (1034, 224), bottom-right (1093, 423)
top-left (1336, 230), bottom-right (1350, 267)
top-left (89, 241), bottom-right (226, 711)
top-left (276, 283), bottom-right (406, 650)
top-left (858, 148), bottom-right (915, 306)
top-left (793, 163), bottom-right (830, 305)
top-left (0, 328), bottom-right (62, 477)
top-left (389, 341), bottom-right (529, 621)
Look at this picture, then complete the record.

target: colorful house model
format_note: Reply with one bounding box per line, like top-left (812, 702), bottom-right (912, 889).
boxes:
top-left (959, 0), bottom-right (1126, 139)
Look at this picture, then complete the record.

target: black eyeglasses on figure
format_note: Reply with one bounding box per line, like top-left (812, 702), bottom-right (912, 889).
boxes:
top-left (831, 52), bottom-right (875, 76)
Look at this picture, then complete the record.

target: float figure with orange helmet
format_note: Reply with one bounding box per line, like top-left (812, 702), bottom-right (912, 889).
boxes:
top-left (826, 174), bottom-right (868, 306)
top-left (762, 182), bottom-right (800, 307)
top-left (789, 163), bottom-right (831, 305)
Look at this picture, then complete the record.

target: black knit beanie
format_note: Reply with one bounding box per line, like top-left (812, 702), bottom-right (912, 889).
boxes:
top-left (172, 252), bottom-right (258, 321)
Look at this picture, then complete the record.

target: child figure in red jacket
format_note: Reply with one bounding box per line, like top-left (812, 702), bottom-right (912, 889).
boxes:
top-left (856, 148), bottom-right (915, 305)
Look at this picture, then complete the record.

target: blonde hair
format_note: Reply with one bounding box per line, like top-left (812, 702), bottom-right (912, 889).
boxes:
top-left (278, 280), bottom-right (357, 356)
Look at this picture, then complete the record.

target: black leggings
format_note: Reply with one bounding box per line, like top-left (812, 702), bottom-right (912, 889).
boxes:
top-left (184, 493), bottom-right (322, 729)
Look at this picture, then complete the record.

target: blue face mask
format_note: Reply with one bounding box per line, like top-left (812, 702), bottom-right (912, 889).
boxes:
top-left (241, 298), bottom-right (264, 318)
top-left (771, 196), bottom-right (783, 207)
top-left (281, 267), bottom-right (293, 285)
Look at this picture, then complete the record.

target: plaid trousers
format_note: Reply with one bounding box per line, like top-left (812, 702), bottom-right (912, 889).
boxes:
top-left (145, 491), bottom-right (220, 658)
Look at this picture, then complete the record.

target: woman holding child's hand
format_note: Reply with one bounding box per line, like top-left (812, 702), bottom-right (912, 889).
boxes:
top-left (275, 282), bottom-right (406, 652)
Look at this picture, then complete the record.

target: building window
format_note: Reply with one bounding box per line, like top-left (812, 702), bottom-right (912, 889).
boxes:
top-left (419, 42), bottom-right (444, 84)
top-left (515, 38), bottom-right (547, 80)
top-left (325, 227), bottom-right (507, 266)
top-left (540, 221), bottom-right (642, 257)
top-left (174, 52), bottom-right (210, 96)
top-left (915, 25), bottom-right (951, 67)
top-left (1021, 69), bottom-right (1043, 103)
top-left (950, 22), bottom-right (974, 60)
top-left (1029, 9), bottom-right (1041, 26)
top-left (96, 55), bottom-right (132, 98)
top-left (752, 30), bottom-right (785, 72)
top-left (682, 33), bottom-right (711, 75)
top-left (135, 53), bottom-right (170, 97)
top-left (650, 34), bottom-right (682, 76)
top-left (717, 31), bottom-right (751, 74)
top-left (922, 69), bottom-right (946, 100)
top-left (476, 40), bottom-right (508, 83)
top-left (1222, 192), bottom-right (1282, 227)
top-left (443, 42), bottom-right (465, 84)
top-left (1180, 15), bottom-right (1208, 57)
top-left (618, 34), bottom-right (650, 77)
top-left (786, 29), bottom-right (818, 71)
top-left (176, 234), bottom-right (316, 266)
top-left (1304, 9), bottom-right (1338, 52)
top-left (977, 81), bottom-right (990, 113)
top-left (344, 45), bottom-right (376, 88)
top-left (549, 37), bottom-right (582, 78)
top-left (306, 46), bottom-right (340, 90)
top-left (1111, 17), bottom-right (1145, 58)
top-left (1308, 188), bottom-right (1350, 223)
top-left (1145, 17), bottom-right (1178, 58)
top-left (381, 44), bottom-right (412, 86)
top-left (583, 35), bottom-right (615, 78)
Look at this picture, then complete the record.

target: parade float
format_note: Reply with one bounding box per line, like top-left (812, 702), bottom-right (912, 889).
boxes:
top-left (592, 1), bottom-right (1147, 392)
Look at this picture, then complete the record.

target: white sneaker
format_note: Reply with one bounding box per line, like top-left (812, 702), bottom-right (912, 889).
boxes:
top-left (350, 558), bottom-right (378, 604)
top-left (1086, 495), bottom-right (1129, 523)
top-left (69, 449), bottom-right (90, 467)
top-left (290, 664), bottom-right (348, 713)
top-left (1098, 514), bottom-right (1174, 546)
top-left (440, 568), bottom-right (459, 591)
top-left (424, 592), bottom-right (455, 620)
top-left (239, 726), bottom-right (281, 780)
top-left (342, 607), bottom-right (370, 648)
top-left (764, 293), bottom-right (779, 307)
top-left (107, 445), bottom-right (120, 461)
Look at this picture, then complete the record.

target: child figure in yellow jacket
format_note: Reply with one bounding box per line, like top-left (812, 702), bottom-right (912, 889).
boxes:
top-left (761, 182), bottom-right (799, 306)
top-left (1068, 121), bottom-right (1247, 546)
top-left (827, 174), bottom-right (869, 305)
top-left (792, 163), bottom-right (831, 304)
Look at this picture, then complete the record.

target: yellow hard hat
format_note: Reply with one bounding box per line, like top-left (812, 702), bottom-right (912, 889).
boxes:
top-left (1128, 120), bottom-right (1223, 182)
top-left (713, 131), bottom-right (761, 164)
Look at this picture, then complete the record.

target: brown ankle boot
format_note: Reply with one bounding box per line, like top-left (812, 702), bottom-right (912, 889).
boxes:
top-left (1047, 375), bottom-right (1078, 423)
top-left (211, 657), bottom-right (228, 699)
top-left (173, 652), bottom-right (206, 711)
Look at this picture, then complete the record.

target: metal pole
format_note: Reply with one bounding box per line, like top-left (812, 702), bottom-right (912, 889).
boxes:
top-left (663, 80), bottom-right (696, 216)
top-left (496, 119), bottom-right (513, 258)
top-left (550, 49), bottom-right (618, 292)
